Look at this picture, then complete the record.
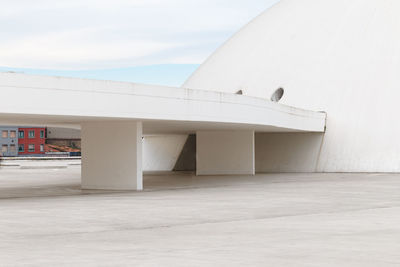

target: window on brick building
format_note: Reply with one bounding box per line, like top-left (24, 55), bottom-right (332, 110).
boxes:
top-left (2, 144), bottom-right (8, 154)
top-left (40, 130), bottom-right (44, 138)
top-left (19, 131), bottom-right (24, 138)
top-left (29, 131), bottom-right (35, 138)
top-left (18, 144), bottom-right (24, 152)
top-left (40, 144), bottom-right (44, 152)
top-left (28, 144), bottom-right (35, 152)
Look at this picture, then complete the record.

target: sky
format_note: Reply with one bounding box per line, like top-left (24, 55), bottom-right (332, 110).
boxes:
top-left (0, 0), bottom-right (279, 86)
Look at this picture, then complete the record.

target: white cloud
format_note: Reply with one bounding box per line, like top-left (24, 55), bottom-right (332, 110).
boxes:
top-left (0, 0), bottom-right (279, 69)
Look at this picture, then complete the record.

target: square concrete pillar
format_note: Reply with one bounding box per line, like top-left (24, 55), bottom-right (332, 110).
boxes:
top-left (81, 121), bottom-right (143, 190)
top-left (196, 131), bottom-right (255, 175)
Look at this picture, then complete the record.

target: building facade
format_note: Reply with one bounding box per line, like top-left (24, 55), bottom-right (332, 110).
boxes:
top-left (0, 126), bottom-right (18, 157)
top-left (181, 0), bottom-right (400, 173)
top-left (46, 127), bottom-right (81, 149)
top-left (18, 127), bottom-right (46, 155)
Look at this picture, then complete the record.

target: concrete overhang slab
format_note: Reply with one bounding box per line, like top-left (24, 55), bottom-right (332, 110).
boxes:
top-left (0, 73), bottom-right (326, 134)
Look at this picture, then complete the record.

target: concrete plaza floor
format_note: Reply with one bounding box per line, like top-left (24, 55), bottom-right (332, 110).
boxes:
top-left (0, 167), bottom-right (400, 266)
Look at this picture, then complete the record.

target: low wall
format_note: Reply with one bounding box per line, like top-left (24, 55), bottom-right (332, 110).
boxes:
top-left (0, 157), bottom-right (81, 169)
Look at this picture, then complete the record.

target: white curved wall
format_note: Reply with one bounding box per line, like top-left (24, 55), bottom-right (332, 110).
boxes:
top-left (143, 135), bottom-right (187, 172)
top-left (184, 0), bottom-right (400, 172)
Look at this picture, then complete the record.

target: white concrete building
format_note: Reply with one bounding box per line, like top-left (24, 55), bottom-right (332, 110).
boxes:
top-left (0, 73), bottom-right (325, 190)
top-left (185, 0), bottom-right (400, 173)
top-left (150, 0), bottom-right (400, 174)
top-left (4, 0), bottom-right (396, 189)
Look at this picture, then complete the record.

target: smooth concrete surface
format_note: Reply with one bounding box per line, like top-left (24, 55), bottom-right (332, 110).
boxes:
top-left (0, 72), bottom-right (326, 134)
top-left (143, 135), bottom-right (187, 172)
top-left (0, 168), bottom-right (400, 266)
top-left (255, 133), bottom-right (325, 173)
top-left (173, 134), bottom-right (196, 171)
top-left (197, 131), bottom-right (255, 175)
top-left (81, 121), bottom-right (143, 190)
top-left (184, 0), bottom-right (400, 172)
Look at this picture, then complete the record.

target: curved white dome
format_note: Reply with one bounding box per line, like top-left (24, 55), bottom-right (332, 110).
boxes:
top-left (185, 0), bottom-right (400, 172)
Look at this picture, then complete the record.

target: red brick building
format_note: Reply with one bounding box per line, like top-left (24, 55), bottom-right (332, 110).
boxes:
top-left (18, 127), bottom-right (46, 155)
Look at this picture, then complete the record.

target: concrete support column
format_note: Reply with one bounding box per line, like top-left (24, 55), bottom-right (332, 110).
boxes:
top-left (196, 131), bottom-right (255, 176)
top-left (81, 121), bottom-right (143, 190)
